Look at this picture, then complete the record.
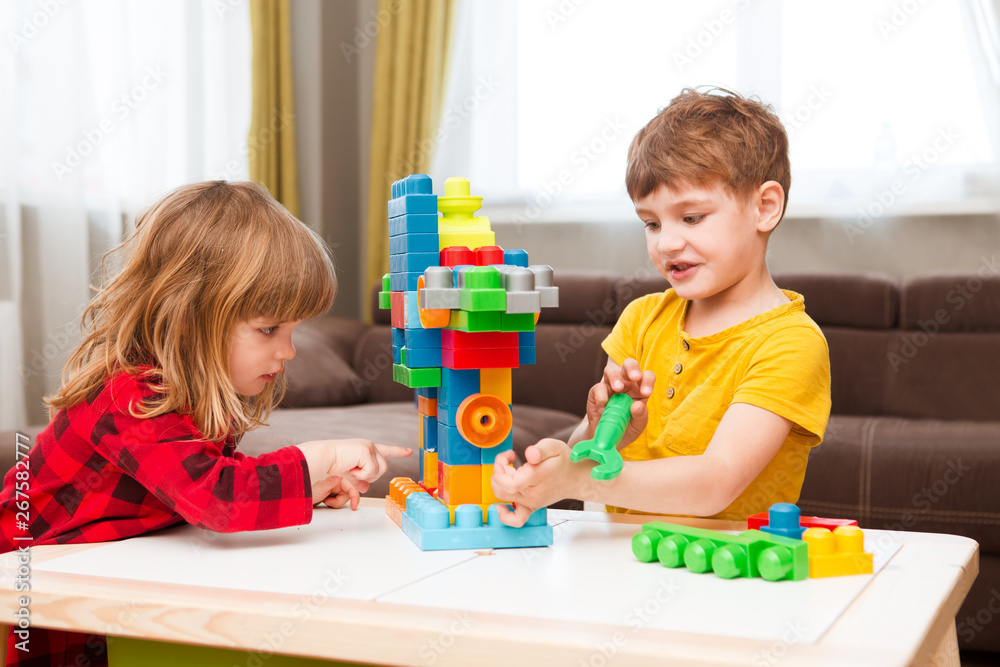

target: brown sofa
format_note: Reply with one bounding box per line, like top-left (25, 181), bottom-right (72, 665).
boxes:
top-left (4, 270), bottom-right (999, 654)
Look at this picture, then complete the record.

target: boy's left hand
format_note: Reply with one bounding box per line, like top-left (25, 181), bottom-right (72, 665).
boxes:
top-left (491, 439), bottom-right (590, 527)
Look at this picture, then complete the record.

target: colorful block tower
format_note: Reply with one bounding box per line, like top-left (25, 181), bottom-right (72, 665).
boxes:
top-left (381, 175), bottom-right (557, 550)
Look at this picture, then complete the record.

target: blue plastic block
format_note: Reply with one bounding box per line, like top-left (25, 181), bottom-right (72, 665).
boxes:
top-left (504, 249), bottom-right (529, 267)
top-left (388, 194), bottom-right (438, 218)
top-left (481, 429), bottom-right (513, 464)
top-left (452, 265), bottom-right (475, 285)
top-left (388, 175), bottom-right (437, 217)
top-left (400, 494), bottom-right (552, 551)
top-left (438, 403), bottom-right (459, 427)
top-left (759, 503), bottom-right (807, 540)
top-left (390, 233), bottom-right (440, 254)
top-left (393, 345), bottom-right (402, 364)
top-left (392, 327), bottom-right (406, 347)
top-left (390, 252), bottom-right (439, 274)
top-left (421, 415), bottom-right (438, 453)
top-left (518, 345), bottom-right (536, 365)
top-left (403, 289), bottom-right (425, 329)
top-left (405, 328), bottom-right (443, 350)
top-left (416, 387), bottom-right (438, 400)
top-left (439, 368), bottom-right (479, 407)
top-left (389, 213), bottom-right (440, 236)
top-left (403, 346), bottom-right (443, 368)
top-left (437, 423), bottom-right (482, 466)
top-left (391, 272), bottom-right (422, 292)
top-left (518, 331), bottom-right (535, 346)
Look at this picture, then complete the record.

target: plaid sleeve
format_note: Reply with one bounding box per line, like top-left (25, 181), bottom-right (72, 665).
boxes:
top-left (79, 374), bottom-right (313, 533)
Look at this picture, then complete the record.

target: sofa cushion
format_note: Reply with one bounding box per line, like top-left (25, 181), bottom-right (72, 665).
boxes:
top-left (799, 415), bottom-right (1000, 552)
top-left (353, 328), bottom-right (415, 404)
top-left (824, 328), bottom-right (890, 416)
top-left (281, 323), bottom-right (368, 408)
top-left (901, 273), bottom-right (1000, 332)
top-left (775, 273), bottom-right (899, 329)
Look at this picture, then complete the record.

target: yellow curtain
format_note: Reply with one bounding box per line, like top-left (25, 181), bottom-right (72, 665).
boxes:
top-left (365, 0), bottom-right (455, 316)
top-left (249, 0), bottom-right (301, 219)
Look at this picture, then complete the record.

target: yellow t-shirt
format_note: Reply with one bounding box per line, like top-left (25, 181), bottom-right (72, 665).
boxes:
top-left (602, 289), bottom-right (831, 521)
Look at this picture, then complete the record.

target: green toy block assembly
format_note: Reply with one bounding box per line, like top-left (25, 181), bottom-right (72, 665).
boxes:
top-left (499, 312), bottom-right (535, 332)
top-left (392, 364), bottom-right (441, 388)
top-left (449, 310), bottom-right (502, 332)
top-left (633, 521), bottom-right (809, 582)
top-left (379, 273), bottom-right (391, 310)
top-left (570, 393), bottom-right (632, 480)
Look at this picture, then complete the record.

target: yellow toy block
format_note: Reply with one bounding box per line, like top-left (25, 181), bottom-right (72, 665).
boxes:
top-left (480, 368), bottom-right (512, 404)
top-left (423, 450), bottom-right (438, 489)
top-left (438, 461), bottom-right (481, 506)
top-left (438, 230), bottom-right (496, 251)
top-left (481, 465), bottom-right (502, 506)
top-left (802, 526), bottom-right (874, 578)
top-left (418, 395), bottom-right (438, 417)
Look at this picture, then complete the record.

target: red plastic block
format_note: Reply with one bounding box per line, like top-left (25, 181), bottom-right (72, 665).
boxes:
top-left (474, 245), bottom-right (505, 266)
top-left (390, 291), bottom-right (405, 329)
top-left (441, 329), bottom-right (518, 350)
top-left (440, 246), bottom-right (475, 268)
top-left (443, 346), bottom-right (519, 369)
top-left (747, 512), bottom-right (858, 532)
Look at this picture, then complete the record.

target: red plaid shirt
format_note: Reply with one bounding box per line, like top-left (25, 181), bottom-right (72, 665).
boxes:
top-left (1, 369), bottom-right (314, 667)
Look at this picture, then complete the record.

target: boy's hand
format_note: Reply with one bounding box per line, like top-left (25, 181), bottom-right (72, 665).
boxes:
top-left (490, 440), bottom-right (588, 527)
top-left (585, 358), bottom-right (655, 447)
top-left (296, 440), bottom-right (412, 508)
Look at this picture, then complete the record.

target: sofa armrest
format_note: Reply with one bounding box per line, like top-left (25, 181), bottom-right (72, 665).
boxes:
top-left (282, 317), bottom-right (372, 408)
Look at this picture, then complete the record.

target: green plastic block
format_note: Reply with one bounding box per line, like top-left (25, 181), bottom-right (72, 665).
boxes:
top-left (393, 363), bottom-right (441, 388)
top-left (460, 288), bottom-right (506, 312)
top-left (631, 522), bottom-right (809, 582)
top-left (382, 273), bottom-right (391, 291)
top-left (378, 291), bottom-right (391, 309)
top-left (463, 266), bottom-right (501, 289)
top-left (449, 310), bottom-right (502, 332)
top-left (500, 312), bottom-right (535, 332)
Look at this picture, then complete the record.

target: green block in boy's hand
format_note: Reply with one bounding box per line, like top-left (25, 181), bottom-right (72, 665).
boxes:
top-left (570, 393), bottom-right (633, 480)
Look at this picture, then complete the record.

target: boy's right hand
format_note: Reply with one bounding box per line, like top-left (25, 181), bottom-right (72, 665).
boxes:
top-left (295, 440), bottom-right (412, 509)
top-left (585, 358), bottom-right (655, 448)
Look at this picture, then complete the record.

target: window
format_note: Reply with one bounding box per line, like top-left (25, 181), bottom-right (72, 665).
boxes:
top-left (431, 0), bottom-right (1000, 223)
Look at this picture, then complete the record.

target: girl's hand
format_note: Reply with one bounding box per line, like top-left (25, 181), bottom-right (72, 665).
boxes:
top-left (296, 440), bottom-right (412, 507)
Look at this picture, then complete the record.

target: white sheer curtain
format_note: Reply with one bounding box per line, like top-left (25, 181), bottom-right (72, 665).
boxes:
top-left (0, 0), bottom-right (251, 429)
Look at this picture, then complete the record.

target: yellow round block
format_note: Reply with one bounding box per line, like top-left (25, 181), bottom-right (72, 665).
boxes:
top-left (802, 527), bottom-right (835, 555)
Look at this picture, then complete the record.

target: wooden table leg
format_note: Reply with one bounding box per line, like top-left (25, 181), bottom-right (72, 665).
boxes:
top-left (927, 620), bottom-right (960, 667)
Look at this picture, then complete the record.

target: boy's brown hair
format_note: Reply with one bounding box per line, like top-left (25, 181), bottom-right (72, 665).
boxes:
top-left (626, 87), bottom-right (791, 221)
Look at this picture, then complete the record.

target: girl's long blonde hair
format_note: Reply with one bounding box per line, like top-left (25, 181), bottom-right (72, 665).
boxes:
top-left (48, 181), bottom-right (337, 441)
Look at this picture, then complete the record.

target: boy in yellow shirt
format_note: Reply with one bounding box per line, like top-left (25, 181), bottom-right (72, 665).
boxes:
top-left (492, 88), bottom-right (831, 526)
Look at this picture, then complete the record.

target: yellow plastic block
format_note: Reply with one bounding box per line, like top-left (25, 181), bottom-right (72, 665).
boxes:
top-left (438, 461), bottom-right (481, 506)
top-left (802, 526), bottom-right (874, 578)
top-left (423, 450), bottom-right (439, 489)
top-left (418, 395), bottom-right (438, 417)
top-left (479, 368), bottom-right (512, 404)
top-left (438, 230), bottom-right (496, 251)
top-left (481, 465), bottom-right (502, 506)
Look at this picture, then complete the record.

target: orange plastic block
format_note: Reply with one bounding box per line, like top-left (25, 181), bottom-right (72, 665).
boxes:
top-left (418, 395), bottom-right (438, 417)
top-left (438, 461), bottom-right (481, 506)
top-left (801, 526), bottom-right (874, 578)
top-left (481, 465), bottom-right (502, 506)
top-left (423, 450), bottom-right (439, 489)
top-left (456, 393), bottom-right (513, 448)
top-left (479, 367), bottom-right (512, 404)
top-left (386, 477), bottom-right (426, 527)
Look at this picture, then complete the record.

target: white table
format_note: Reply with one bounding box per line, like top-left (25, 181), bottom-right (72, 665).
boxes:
top-left (0, 499), bottom-right (978, 666)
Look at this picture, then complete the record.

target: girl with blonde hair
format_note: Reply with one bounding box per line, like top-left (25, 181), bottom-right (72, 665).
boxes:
top-left (0, 181), bottom-right (410, 667)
